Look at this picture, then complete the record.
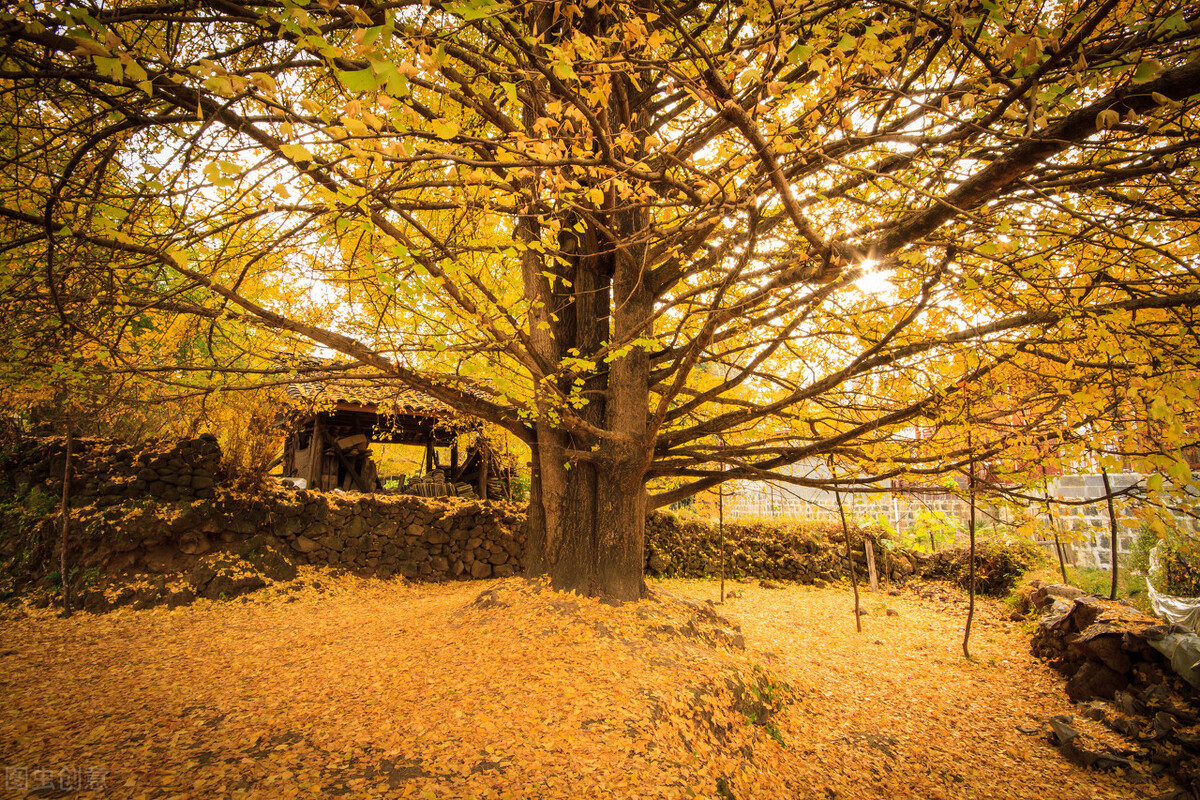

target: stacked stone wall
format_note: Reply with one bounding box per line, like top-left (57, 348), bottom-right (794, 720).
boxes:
top-left (0, 435), bottom-right (526, 590)
top-left (79, 490), bottom-right (527, 582)
top-left (644, 511), bottom-right (919, 585)
top-left (1, 435), bottom-right (1036, 601)
top-left (3, 434), bottom-right (221, 504)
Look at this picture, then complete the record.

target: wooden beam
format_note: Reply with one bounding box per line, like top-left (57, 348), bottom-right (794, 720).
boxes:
top-left (478, 444), bottom-right (488, 501)
top-left (308, 417), bottom-right (323, 488)
top-left (319, 427), bottom-right (371, 492)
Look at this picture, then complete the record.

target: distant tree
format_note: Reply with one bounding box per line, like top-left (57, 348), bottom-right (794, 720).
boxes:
top-left (2, 0), bottom-right (1199, 598)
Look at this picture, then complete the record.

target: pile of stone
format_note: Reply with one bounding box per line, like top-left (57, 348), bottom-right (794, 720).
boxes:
top-left (1029, 581), bottom-right (1200, 795)
top-left (75, 488), bottom-right (527, 584)
top-left (273, 492), bottom-right (526, 581)
top-left (4, 434), bottom-right (221, 506)
top-left (643, 511), bottom-right (917, 586)
top-left (74, 534), bottom-right (300, 612)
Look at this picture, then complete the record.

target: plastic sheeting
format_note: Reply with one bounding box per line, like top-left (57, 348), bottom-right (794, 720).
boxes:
top-left (1146, 578), bottom-right (1200, 635)
top-left (1143, 624), bottom-right (1200, 691)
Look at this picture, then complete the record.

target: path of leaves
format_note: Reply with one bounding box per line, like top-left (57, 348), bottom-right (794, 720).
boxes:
top-left (0, 572), bottom-right (1165, 799)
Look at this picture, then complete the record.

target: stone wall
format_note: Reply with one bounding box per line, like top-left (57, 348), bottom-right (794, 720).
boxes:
top-left (0, 435), bottom-right (1034, 601)
top-left (77, 490), bottom-right (527, 582)
top-left (1047, 473), bottom-right (1147, 570)
top-left (0, 435), bottom-right (526, 591)
top-left (724, 480), bottom-right (973, 531)
top-left (644, 511), bottom-right (918, 586)
top-left (3, 434), bottom-right (222, 504)
top-left (724, 470), bottom-right (1200, 571)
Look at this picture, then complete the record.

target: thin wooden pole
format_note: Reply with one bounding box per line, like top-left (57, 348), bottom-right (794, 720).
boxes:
top-left (1045, 492), bottom-right (1069, 584)
top-left (864, 532), bottom-right (879, 592)
top-left (1102, 468), bottom-right (1119, 600)
top-left (964, 427), bottom-right (976, 660)
top-left (719, 483), bottom-right (725, 604)
top-left (59, 426), bottom-right (73, 618)
top-left (836, 489), bottom-right (862, 633)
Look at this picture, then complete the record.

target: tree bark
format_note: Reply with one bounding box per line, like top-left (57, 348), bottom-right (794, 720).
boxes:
top-left (524, 437), bottom-right (647, 600)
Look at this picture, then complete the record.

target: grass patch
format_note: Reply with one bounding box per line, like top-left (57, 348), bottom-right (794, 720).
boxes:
top-left (1025, 564), bottom-right (1153, 615)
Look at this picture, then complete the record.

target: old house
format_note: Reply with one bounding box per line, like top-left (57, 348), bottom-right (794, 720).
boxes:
top-left (280, 377), bottom-right (509, 500)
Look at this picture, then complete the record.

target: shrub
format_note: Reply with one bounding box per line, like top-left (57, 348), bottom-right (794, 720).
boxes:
top-left (922, 539), bottom-right (1045, 595)
top-left (1131, 524), bottom-right (1200, 597)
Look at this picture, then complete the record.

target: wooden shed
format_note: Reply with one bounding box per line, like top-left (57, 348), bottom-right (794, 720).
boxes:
top-left (280, 377), bottom-right (507, 500)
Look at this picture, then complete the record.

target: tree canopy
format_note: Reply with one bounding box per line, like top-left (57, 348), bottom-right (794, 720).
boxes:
top-left (2, 0), bottom-right (1199, 596)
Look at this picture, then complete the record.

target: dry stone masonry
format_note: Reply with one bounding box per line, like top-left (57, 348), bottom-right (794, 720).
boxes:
top-left (2, 435), bottom-right (1041, 612)
top-left (5, 434), bottom-right (222, 505)
top-left (81, 489), bottom-right (527, 583)
top-left (1027, 581), bottom-right (1200, 794)
top-left (644, 511), bottom-right (918, 586)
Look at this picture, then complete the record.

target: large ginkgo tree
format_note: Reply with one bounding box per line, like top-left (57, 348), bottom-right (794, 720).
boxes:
top-left (2, 0), bottom-right (1199, 598)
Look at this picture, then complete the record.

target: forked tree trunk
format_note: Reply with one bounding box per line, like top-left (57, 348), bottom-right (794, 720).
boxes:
top-left (514, 10), bottom-right (649, 600)
top-left (520, 252), bottom-right (651, 601)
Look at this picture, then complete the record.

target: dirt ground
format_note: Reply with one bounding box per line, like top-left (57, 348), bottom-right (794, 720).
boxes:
top-left (0, 572), bottom-right (1164, 799)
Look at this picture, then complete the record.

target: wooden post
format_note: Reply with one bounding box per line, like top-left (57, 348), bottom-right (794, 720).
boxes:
top-left (320, 429), bottom-right (371, 492)
top-left (478, 443), bottom-right (489, 500)
top-left (59, 426), bottom-right (73, 618)
top-left (865, 533), bottom-right (879, 592)
top-left (836, 489), bottom-right (862, 633)
top-left (425, 433), bottom-right (434, 474)
top-left (1102, 469), bottom-right (1119, 600)
top-left (308, 417), bottom-right (323, 488)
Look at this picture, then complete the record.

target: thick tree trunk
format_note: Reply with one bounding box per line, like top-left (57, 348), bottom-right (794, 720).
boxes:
top-left (593, 463), bottom-right (647, 600)
top-left (516, 27), bottom-right (650, 601)
top-left (524, 439), bottom-right (647, 600)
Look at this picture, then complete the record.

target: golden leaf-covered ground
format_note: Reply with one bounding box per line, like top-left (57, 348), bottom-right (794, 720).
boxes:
top-left (0, 573), bottom-right (1162, 798)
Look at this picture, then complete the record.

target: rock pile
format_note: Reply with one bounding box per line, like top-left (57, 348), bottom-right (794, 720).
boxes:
top-left (75, 489), bottom-right (527, 584)
top-left (644, 511), bottom-right (917, 586)
top-left (4, 434), bottom-right (222, 505)
top-left (75, 534), bottom-right (301, 612)
top-left (1029, 581), bottom-right (1200, 795)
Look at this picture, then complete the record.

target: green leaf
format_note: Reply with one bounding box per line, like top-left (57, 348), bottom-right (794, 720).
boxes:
top-left (93, 56), bottom-right (122, 80)
top-left (337, 67), bottom-right (379, 93)
top-left (501, 81), bottom-right (518, 108)
top-left (1132, 59), bottom-right (1163, 84)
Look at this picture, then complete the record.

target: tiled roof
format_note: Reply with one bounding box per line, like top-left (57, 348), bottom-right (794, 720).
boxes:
top-left (282, 370), bottom-right (488, 429)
